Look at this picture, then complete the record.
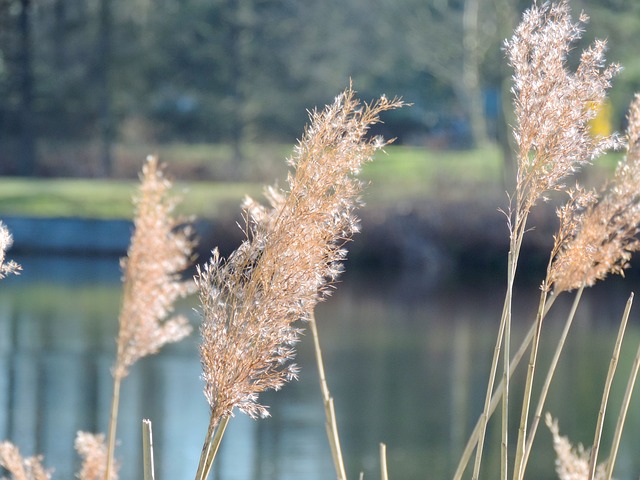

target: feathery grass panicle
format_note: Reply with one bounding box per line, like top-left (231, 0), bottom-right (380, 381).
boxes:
top-left (505, 0), bottom-right (621, 221)
top-left (105, 156), bottom-right (196, 480)
top-left (0, 442), bottom-right (51, 480)
top-left (75, 433), bottom-right (117, 480)
top-left (545, 415), bottom-right (608, 480)
top-left (113, 155), bottom-right (195, 379)
top-left (197, 87), bottom-right (404, 424)
top-left (549, 94), bottom-right (640, 293)
top-left (0, 222), bottom-right (21, 279)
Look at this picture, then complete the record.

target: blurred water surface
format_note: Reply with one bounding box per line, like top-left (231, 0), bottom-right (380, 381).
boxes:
top-left (2, 255), bottom-right (640, 480)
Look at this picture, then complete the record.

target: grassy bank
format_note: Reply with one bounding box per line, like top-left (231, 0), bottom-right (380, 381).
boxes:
top-left (0, 144), bottom-right (508, 219)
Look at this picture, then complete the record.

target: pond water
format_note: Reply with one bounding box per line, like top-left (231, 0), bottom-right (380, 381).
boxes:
top-left (2, 255), bottom-right (640, 480)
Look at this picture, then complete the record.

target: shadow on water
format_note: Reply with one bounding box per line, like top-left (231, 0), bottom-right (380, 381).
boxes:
top-left (2, 255), bottom-right (640, 479)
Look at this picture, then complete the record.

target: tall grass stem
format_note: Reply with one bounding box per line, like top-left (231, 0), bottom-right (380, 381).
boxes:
top-left (457, 287), bottom-right (556, 480)
top-left (521, 285), bottom-right (584, 472)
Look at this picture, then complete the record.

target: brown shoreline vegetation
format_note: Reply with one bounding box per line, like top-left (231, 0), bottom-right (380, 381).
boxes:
top-left (5, 2), bottom-right (640, 480)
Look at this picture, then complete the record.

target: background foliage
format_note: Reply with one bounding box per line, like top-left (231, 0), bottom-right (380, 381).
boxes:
top-left (0, 0), bottom-right (639, 177)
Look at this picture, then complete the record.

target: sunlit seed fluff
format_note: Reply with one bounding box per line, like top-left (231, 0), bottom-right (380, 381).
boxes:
top-left (113, 156), bottom-right (195, 379)
top-left (545, 414), bottom-right (608, 480)
top-left (549, 94), bottom-right (640, 293)
top-left (0, 221), bottom-right (21, 279)
top-left (0, 442), bottom-right (52, 480)
top-left (505, 0), bottom-right (621, 219)
top-left (75, 432), bottom-right (117, 480)
top-left (198, 87), bottom-right (404, 425)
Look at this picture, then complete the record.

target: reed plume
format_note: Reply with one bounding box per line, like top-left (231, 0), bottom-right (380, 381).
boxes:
top-left (471, 3), bottom-right (621, 479)
top-left (0, 442), bottom-right (51, 480)
top-left (546, 414), bottom-right (608, 480)
top-left (549, 94), bottom-right (640, 293)
top-left (75, 433), bottom-right (116, 480)
top-left (195, 86), bottom-right (403, 480)
top-left (506, 0), bottom-right (621, 222)
top-left (105, 155), bottom-right (196, 480)
top-left (0, 221), bottom-right (21, 279)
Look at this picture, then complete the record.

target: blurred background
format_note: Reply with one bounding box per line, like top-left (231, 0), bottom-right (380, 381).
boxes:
top-left (0, 0), bottom-right (638, 179)
top-left (3, 0), bottom-right (640, 479)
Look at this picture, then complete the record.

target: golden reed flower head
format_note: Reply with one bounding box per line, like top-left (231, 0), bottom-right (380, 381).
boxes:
top-left (545, 414), bottom-right (608, 480)
top-left (75, 432), bottom-right (117, 480)
top-left (197, 86), bottom-right (404, 422)
top-left (549, 95), bottom-right (640, 293)
top-left (505, 1), bottom-right (621, 216)
top-left (113, 156), bottom-right (195, 379)
top-left (0, 442), bottom-right (51, 480)
top-left (0, 221), bottom-right (21, 279)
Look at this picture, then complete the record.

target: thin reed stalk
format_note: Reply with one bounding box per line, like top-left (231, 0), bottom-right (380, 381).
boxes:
top-left (588, 293), bottom-right (634, 480)
top-left (472, 212), bottom-right (528, 480)
top-left (194, 416), bottom-right (230, 480)
top-left (521, 285), bottom-right (584, 472)
top-left (456, 289), bottom-right (556, 480)
top-left (104, 376), bottom-right (122, 480)
top-left (310, 312), bottom-right (347, 480)
top-left (513, 285), bottom-right (549, 480)
top-left (142, 420), bottom-right (155, 480)
top-left (605, 337), bottom-right (640, 480)
top-left (380, 443), bottom-right (388, 480)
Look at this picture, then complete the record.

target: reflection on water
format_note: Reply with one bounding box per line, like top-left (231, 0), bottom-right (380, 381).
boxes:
top-left (2, 256), bottom-right (640, 479)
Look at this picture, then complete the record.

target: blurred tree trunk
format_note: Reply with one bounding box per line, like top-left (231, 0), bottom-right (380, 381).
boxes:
top-left (53, 0), bottom-right (66, 69)
top-left (18, 0), bottom-right (36, 176)
top-left (463, 0), bottom-right (489, 147)
top-left (227, 0), bottom-right (256, 174)
top-left (402, 0), bottom-right (493, 149)
top-left (98, 0), bottom-right (113, 177)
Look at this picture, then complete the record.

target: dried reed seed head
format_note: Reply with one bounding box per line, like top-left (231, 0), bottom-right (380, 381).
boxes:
top-left (113, 156), bottom-right (195, 379)
top-left (0, 222), bottom-right (21, 279)
top-left (545, 414), bottom-right (609, 480)
top-left (198, 87), bottom-right (403, 423)
top-left (506, 0), bottom-right (621, 216)
top-left (75, 432), bottom-right (118, 480)
top-left (0, 442), bottom-right (52, 480)
top-left (549, 95), bottom-right (640, 293)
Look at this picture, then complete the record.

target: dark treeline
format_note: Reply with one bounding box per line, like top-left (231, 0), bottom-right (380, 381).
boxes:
top-left (0, 0), bottom-right (639, 177)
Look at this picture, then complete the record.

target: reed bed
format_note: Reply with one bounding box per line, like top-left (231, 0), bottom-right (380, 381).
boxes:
top-left (3, 1), bottom-right (640, 480)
